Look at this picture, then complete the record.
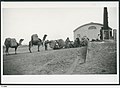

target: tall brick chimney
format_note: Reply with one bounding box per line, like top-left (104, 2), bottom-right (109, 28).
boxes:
top-left (103, 7), bottom-right (108, 30)
top-left (100, 7), bottom-right (112, 40)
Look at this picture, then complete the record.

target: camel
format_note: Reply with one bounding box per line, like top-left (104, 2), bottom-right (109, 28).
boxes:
top-left (29, 34), bottom-right (47, 53)
top-left (4, 38), bottom-right (24, 55)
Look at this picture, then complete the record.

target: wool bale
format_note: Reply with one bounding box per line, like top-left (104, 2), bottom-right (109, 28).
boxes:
top-left (53, 42), bottom-right (59, 49)
top-left (74, 38), bottom-right (80, 47)
top-left (5, 38), bottom-right (11, 43)
top-left (31, 34), bottom-right (39, 41)
top-left (49, 40), bottom-right (56, 48)
top-left (69, 41), bottom-right (74, 48)
top-left (56, 39), bottom-right (65, 48)
top-left (4, 38), bottom-right (11, 46)
top-left (81, 37), bottom-right (89, 46)
top-left (10, 38), bottom-right (17, 47)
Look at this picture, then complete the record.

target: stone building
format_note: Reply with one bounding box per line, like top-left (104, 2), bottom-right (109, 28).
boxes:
top-left (73, 7), bottom-right (113, 41)
top-left (73, 22), bottom-right (112, 41)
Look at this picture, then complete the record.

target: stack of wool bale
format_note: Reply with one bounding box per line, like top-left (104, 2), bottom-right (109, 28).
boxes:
top-left (5, 38), bottom-right (17, 47)
top-left (49, 40), bottom-right (57, 49)
top-left (49, 39), bottom-right (65, 49)
top-left (81, 36), bottom-right (89, 46)
top-left (10, 38), bottom-right (17, 47)
top-left (56, 39), bottom-right (65, 49)
top-left (31, 34), bottom-right (39, 41)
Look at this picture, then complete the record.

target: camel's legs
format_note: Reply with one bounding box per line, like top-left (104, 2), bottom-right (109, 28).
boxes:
top-left (42, 41), bottom-right (44, 47)
top-left (38, 45), bottom-right (40, 52)
top-left (45, 43), bottom-right (48, 50)
top-left (15, 47), bottom-right (17, 54)
top-left (5, 48), bottom-right (7, 55)
top-left (5, 47), bottom-right (9, 55)
top-left (29, 46), bottom-right (31, 53)
top-left (29, 41), bottom-right (32, 53)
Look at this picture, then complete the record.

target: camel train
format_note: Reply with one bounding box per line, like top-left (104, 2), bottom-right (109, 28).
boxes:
top-left (4, 34), bottom-right (89, 55)
top-left (4, 38), bottom-right (24, 55)
top-left (44, 36), bottom-right (89, 50)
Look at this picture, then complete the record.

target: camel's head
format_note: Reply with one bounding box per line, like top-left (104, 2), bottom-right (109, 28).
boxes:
top-left (42, 34), bottom-right (47, 41)
top-left (20, 39), bottom-right (24, 41)
top-left (19, 39), bottom-right (24, 45)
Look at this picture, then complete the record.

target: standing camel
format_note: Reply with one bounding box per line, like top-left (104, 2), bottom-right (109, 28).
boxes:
top-left (4, 38), bottom-right (24, 55)
top-left (29, 34), bottom-right (47, 53)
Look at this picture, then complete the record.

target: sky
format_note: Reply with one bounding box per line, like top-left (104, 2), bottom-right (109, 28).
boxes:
top-left (2, 2), bottom-right (118, 45)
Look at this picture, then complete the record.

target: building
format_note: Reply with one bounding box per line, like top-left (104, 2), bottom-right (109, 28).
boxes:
top-left (73, 7), bottom-right (113, 41)
top-left (73, 22), bottom-right (112, 41)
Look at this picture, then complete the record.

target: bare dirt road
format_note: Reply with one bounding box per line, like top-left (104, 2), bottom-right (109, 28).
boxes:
top-left (3, 41), bottom-right (117, 75)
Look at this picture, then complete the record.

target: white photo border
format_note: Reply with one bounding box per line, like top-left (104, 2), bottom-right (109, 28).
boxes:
top-left (1, 1), bottom-right (119, 84)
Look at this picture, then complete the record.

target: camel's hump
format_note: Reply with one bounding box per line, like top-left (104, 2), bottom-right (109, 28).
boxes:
top-left (31, 34), bottom-right (39, 41)
top-left (5, 38), bottom-right (17, 47)
top-left (32, 34), bottom-right (38, 37)
top-left (10, 38), bottom-right (17, 47)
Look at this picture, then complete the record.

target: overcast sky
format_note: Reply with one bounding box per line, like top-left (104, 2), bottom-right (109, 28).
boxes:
top-left (2, 2), bottom-right (118, 45)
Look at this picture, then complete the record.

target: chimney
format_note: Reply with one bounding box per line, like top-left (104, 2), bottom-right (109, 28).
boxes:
top-left (103, 7), bottom-right (108, 30)
top-left (100, 7), bottom-right (112, 40)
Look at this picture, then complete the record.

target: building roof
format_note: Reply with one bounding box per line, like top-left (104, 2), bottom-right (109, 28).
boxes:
top-left (73, 22), bottom-right (112, 32)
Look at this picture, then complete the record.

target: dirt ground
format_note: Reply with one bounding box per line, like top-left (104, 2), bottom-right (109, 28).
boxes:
top-left (3, 41), bottom-right (117, 75)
